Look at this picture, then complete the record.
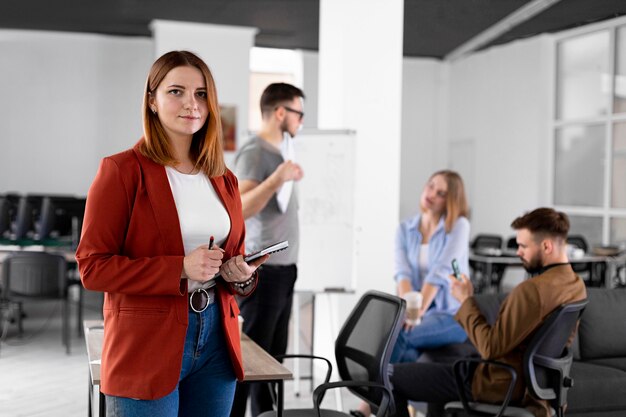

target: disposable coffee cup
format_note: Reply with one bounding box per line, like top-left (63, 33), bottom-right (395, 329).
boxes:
top-left (403, 291), bottom-right (423, 325)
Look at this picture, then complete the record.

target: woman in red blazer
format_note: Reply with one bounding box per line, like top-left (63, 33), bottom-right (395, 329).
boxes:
top-left (76, 51), bottom-right (268, 417)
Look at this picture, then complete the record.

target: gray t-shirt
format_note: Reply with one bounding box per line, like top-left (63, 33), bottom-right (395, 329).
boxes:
top-left (234, 136), bottom-right (299, 265)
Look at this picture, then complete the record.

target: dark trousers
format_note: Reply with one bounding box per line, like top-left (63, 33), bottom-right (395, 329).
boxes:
top-left (390, 361), bottom-right (474, 417)
top-left (230, 264), bottom-right (297, 417)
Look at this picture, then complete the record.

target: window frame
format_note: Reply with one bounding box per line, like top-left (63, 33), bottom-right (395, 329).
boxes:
top-left (551, 15), bottom-right (626, 247)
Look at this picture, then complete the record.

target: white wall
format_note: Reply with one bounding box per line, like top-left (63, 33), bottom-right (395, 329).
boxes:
top-left (399, 57), bottom-right (447, 220)
top-left (301, 50), bottom-right (319, 129)
top-left (0, 22), bottom-right (259, 195)
top-left (446, 35), bottom-right (553, 238)
top-left (0, 30), bottom-right (152, 195)
top-left (398, 36), bottom-right (555, 239)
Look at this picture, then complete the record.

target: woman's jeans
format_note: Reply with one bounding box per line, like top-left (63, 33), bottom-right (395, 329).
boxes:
top-left (390, 312), bottom-right (467, 363)
top-left (106, 301), bottom-right (236, 417)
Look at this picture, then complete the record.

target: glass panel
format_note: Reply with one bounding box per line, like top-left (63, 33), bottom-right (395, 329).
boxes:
top-left (554, 124), bottom-right (606, 207)
top-left (610, 217), bottom-right (626, 247)
top-left (615, 26), bottom-right (626, 114)
top-left (612, 122), bottom-right (626, 208)
top-left (557, 30), bottom-right (610, 120)
top-left (568, 215), bottom-right (603, 248)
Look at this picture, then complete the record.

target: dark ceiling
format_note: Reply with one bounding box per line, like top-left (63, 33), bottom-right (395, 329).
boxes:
top-left (1, 0), bottom-right (625, 59)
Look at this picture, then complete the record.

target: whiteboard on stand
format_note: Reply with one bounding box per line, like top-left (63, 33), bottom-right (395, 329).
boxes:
top-left (293, 129), bottom-right (357, 293)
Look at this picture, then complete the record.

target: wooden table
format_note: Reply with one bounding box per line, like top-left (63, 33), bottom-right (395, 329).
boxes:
top-left (84, 320), bottom-right (292, 417)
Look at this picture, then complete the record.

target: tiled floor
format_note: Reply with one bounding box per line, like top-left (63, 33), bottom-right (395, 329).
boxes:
top-left (0, 291), bottom-right (370, 417)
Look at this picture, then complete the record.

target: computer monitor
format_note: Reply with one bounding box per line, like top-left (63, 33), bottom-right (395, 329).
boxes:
top-left (12, 195), bottom-right (44, 242)
top-left (37, 196), bottom-right (86, 247)
top-left (0, 197), bottom-right (11, 239)
top-left (0, 194), bottom-right (21, 241)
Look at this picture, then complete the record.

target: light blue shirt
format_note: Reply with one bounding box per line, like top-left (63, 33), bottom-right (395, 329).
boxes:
top-left (394, 214), bottom-right (470, 316)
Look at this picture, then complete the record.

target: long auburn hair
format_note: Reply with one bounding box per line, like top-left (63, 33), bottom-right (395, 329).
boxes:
top-left (139, 50), bottom-right (226, 177)
top-left (423, 170), bottom-right (469, 233)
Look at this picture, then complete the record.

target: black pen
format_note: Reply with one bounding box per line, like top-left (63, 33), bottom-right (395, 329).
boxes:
top-left (209, 235), bottom-right (214, 250)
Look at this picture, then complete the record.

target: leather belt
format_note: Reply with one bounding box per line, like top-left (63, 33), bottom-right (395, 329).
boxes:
top-left (189, 287), bottom-right (216, 313)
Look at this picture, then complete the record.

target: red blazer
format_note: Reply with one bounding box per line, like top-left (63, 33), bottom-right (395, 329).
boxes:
top-left (76, 144), bottom-right (254, 400)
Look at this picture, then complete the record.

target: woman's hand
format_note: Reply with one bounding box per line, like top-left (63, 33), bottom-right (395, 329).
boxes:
top-left (183, 245), bottom-right (224, 283)
top-left (403, 317), bottom-right (420, 332)
top-left (220, 253), bottom-right (270, 283)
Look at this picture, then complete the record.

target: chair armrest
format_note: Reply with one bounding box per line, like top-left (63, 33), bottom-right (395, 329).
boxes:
top-left (452, 357), bottom-right (517, 417)
top-left (312, 381), bottom-right (392, 417)
top-left (267, 354), bottom-right (333, 406)
top-left (274, 354), bottom-right (333, 385)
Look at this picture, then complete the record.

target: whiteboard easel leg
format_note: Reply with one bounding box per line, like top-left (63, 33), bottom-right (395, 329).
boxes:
top-left (293, 291), bottom-right (300, 397)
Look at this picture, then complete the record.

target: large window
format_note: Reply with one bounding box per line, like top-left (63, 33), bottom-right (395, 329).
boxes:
top-left (554, 22), bottom-right (626, 248)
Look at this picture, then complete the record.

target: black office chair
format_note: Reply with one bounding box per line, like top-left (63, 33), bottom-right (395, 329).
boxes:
top-left (259, 290), bottom-right (406, 417)
top-left (567, 235), bottom-right (606, 287)
top-left (505, 237), bottom-right (517, 250)
top-left (470, 234), bottom-right (505, 292)
top-left (0, 252), bottom-right (70, 354)
top-left (444, 299), bottom-right (588, 417)
top-left (566, 235), bottom-right (588, 253)
top-left (471, 235), bottom-right (503, 252)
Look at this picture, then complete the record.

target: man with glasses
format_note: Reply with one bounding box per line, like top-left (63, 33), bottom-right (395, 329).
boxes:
top-left (231, 83), bottom-right (305, 417)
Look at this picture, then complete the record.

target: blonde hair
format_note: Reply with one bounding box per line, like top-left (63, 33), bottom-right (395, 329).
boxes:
top-left (138, 51), bottom-right (226, 177)
top-left (425, 170), bottom-right (469, 233)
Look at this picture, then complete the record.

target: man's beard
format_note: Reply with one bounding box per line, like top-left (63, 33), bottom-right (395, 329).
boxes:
top-left (521, 253), bottom-right (543, 274)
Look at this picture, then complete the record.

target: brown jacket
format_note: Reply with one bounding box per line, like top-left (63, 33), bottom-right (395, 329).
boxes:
top-left (455, 264), bottom-right (587, 417)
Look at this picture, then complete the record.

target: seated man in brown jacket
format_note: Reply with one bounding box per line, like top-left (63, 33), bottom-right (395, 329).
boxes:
top-left (390, 207), bottom-right (587, 417)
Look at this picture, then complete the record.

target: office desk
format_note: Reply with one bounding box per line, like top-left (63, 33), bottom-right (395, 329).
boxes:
top-left (469, 251), bottom-right (626, 292)
top-left (84, 320), bottom-right (293, 417)
top-left (0, 245), bottom-right (76, 263)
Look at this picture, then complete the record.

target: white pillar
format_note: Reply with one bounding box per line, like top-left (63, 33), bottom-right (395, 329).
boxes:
top-left (318, 0), bottom-right (404, 295)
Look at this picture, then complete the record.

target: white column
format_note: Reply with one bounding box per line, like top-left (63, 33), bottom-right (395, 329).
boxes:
top-left (318, 0), bottom-right (404, 295)
top-left (151, 20), bottom-right (257, 152)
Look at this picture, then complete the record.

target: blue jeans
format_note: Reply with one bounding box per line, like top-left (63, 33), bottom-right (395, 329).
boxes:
top-left (106, 302), bottom-right (236, 417)
top-left (390, 312), bottom-right (467, 363)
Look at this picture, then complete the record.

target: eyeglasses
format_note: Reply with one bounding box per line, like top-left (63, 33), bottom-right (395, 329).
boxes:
top-left (282, 106), bottom-right (305, 121)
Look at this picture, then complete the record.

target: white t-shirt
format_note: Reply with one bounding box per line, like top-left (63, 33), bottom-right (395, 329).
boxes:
top-left (165, 167), bottom-right (231, 292)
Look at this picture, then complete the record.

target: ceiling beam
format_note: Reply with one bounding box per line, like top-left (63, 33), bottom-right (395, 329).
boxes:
top-left (444, 0), bottom-right (563, 61)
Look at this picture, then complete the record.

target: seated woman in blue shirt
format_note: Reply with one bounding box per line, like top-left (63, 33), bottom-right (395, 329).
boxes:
top-left (391, 169), bottom-right (470, 364)
top-left (352, 169), bottom-right (470, 417)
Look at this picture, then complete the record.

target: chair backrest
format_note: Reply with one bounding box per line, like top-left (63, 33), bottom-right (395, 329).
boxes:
top-left (334, 290), bottom-right (405, 416)
top-left (471, 234), bottom-right (503, 250)
top-left (567, 235), bottom-right (588, 253)
top-left (1, 252), bottom-right (67, 299)
top-left (524, 299), bottom-right (588, 412)
top-left (506, 236), bottom-right (517, 250)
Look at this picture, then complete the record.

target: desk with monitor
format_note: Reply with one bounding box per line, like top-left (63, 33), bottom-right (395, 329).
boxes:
top-left (0, 193), bottom-right (86, 337)
top-left (0, 194), bottom-right (85, 247)
top-left (469, 248), bottom-right (626, 292)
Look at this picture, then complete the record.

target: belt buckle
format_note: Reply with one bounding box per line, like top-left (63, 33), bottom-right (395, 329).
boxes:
top-left (190, 288), bottom-right (210, 313)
